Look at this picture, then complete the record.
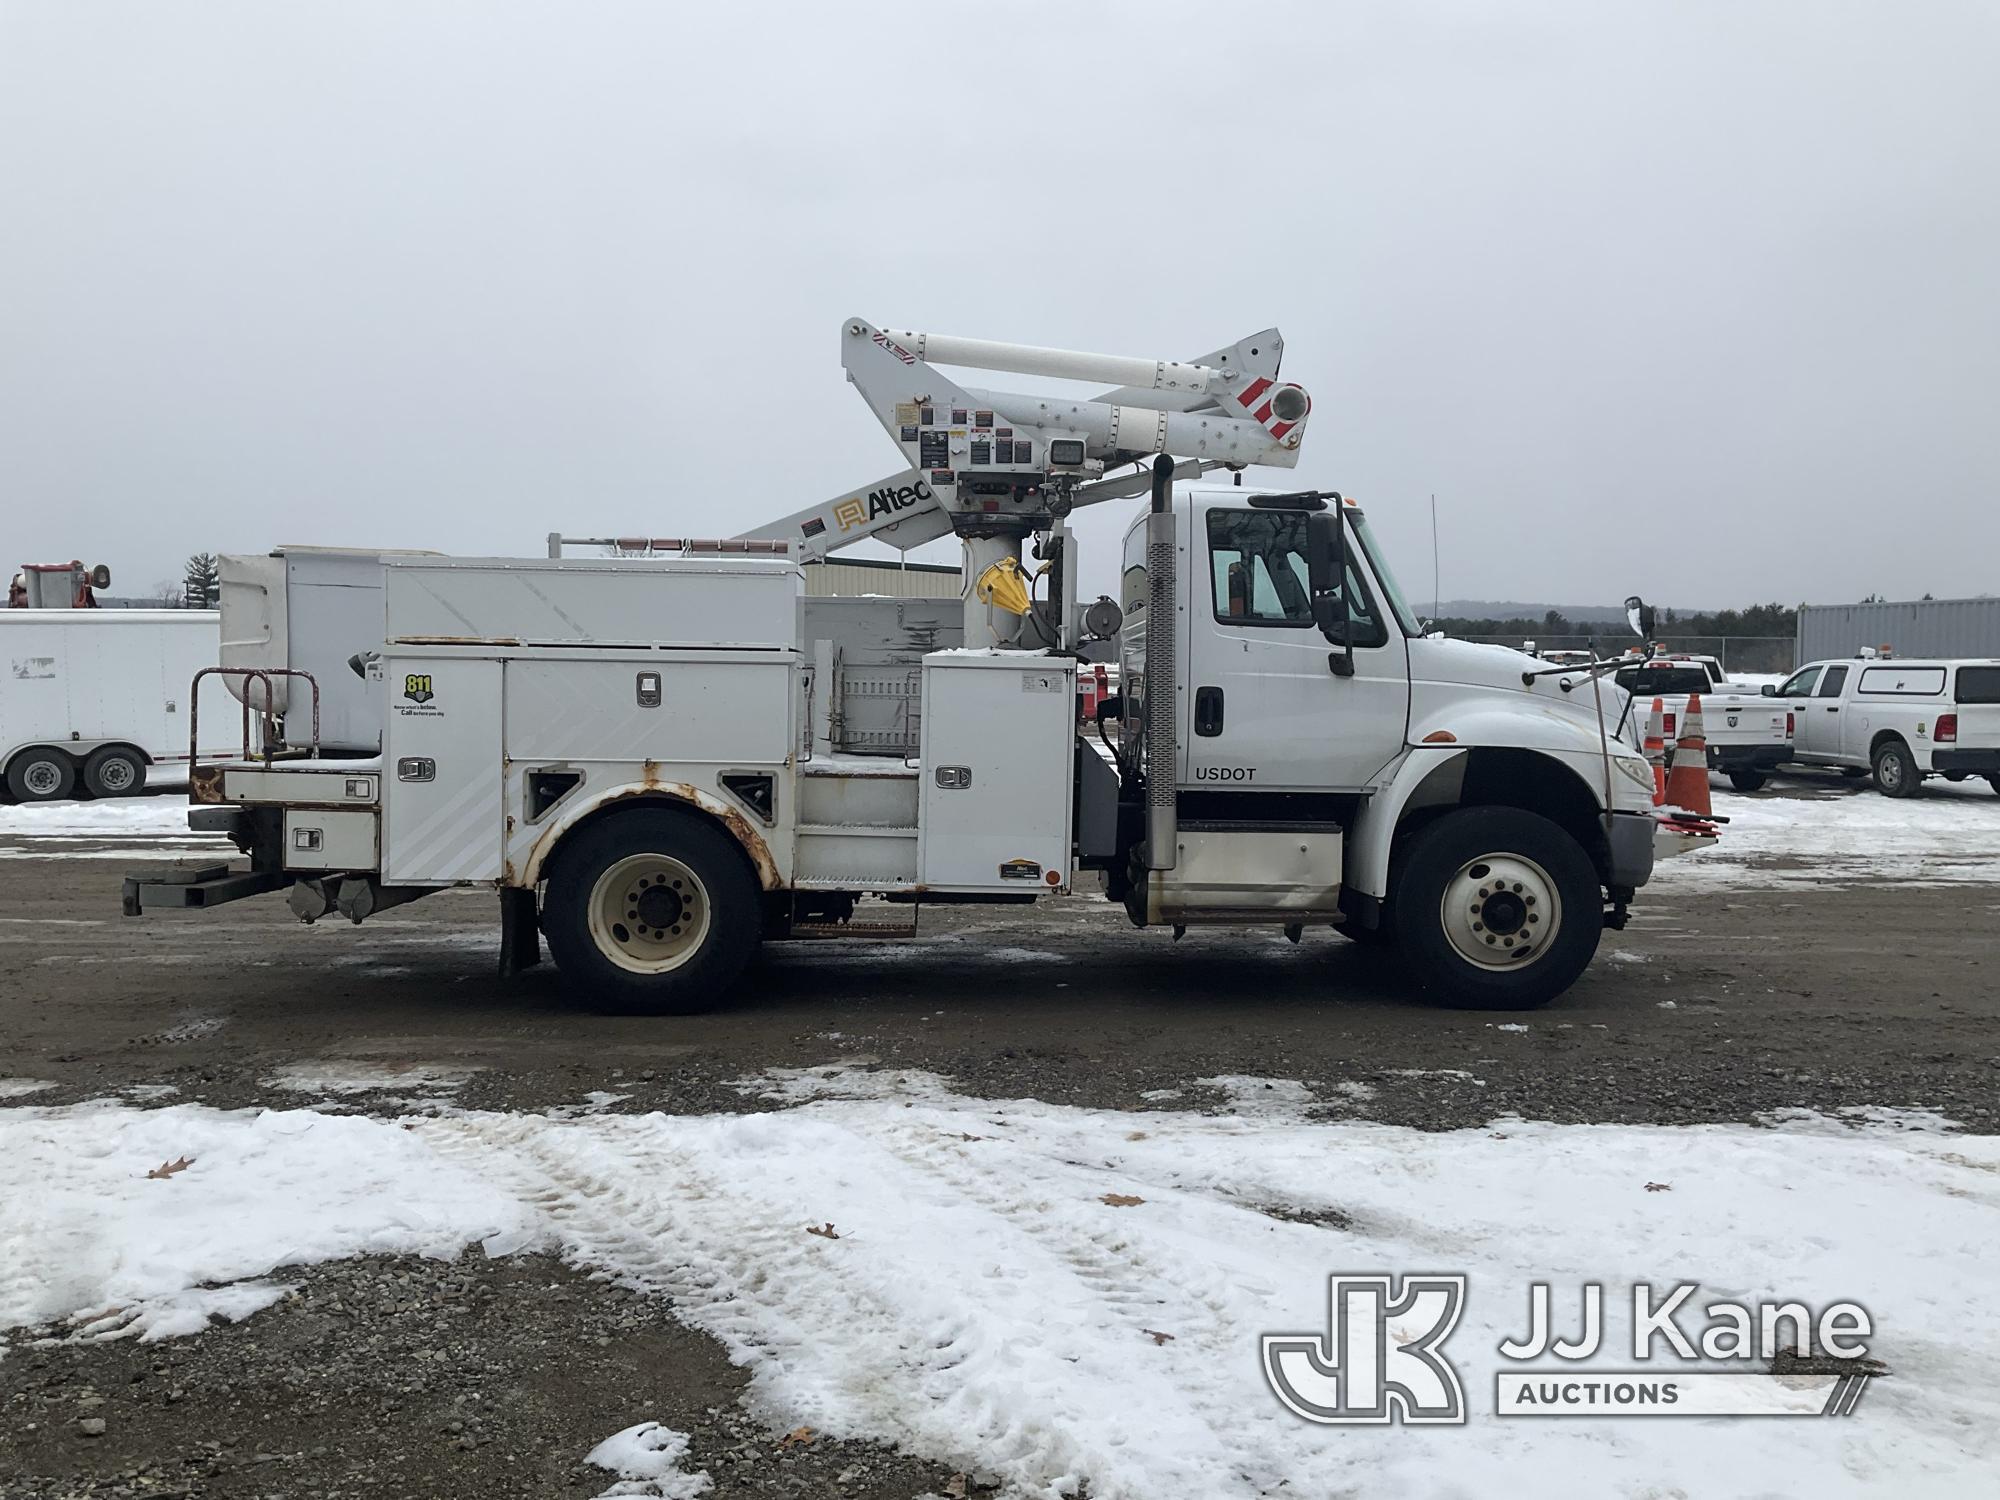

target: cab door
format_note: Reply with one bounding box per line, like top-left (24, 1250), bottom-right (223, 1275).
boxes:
top-left (1182, 504), bottom-right (1409, 793)
top-left (1801, 664), bottom-right (1850, 760)
top-left (1776, 664), bottom-right (1823, 760)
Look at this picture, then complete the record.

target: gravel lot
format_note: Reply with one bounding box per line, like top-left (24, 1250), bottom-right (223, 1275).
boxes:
top-left (4, 777), bottom-right (1997, 1496)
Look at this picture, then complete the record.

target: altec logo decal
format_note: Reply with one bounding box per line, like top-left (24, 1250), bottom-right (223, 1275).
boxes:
top-left (1263, 1275), bottom-right (1877, 1424)
top-left (834, 479), bottom-right (934, 532)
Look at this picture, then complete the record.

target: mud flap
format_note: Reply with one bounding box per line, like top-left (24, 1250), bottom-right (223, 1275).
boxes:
top-left (498, 886), bottom-right (542, 978)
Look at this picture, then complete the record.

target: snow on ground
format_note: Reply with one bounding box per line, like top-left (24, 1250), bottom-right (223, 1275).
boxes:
top-left (585, 1422), bottom-right (712, 1499)
top-left (3, 1072), bottom-right (1996, 1498)
top-left (1662, 778), bottom-right (2000, 888)
top-left (0, 797), bottom-right (206, 839)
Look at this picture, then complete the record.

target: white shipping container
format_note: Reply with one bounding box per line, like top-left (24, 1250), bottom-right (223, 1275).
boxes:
top-left (1, 609), bottom-right (227, 801)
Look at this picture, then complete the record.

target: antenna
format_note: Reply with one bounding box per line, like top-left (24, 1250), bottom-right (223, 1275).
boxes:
top-left (1430, 493), bottom-right (1440, 625)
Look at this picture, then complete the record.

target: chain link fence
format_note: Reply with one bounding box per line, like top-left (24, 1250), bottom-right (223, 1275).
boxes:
top-left (1456, 634), bottom-right (1797, 676)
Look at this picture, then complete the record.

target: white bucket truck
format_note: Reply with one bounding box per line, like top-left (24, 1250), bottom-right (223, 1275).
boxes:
top-left (124, 322), bottom-right (1667, 1010)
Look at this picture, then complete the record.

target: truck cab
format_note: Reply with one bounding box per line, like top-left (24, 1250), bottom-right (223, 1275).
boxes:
top-left (1111, 486), bottom-right (1662, 1006)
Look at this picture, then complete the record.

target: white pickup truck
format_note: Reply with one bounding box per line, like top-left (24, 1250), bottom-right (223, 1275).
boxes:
top-left (1769, 658), bottom-right (2000, 797)
top-left (1613, 655), bottom-right (1793, 792)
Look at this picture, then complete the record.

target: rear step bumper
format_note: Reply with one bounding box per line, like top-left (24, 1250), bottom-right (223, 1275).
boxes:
top-left (1933, 749), bottom-right (2000, 774)
top-left (123, 864), bottom-right (285, 915)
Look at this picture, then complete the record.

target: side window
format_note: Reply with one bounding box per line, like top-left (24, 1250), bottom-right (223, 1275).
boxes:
top-left (1207, 510), bottom-right (1313, 625)
top-left (1204, 509), bottom-right (1388, 646)
top-left (1817, 666), bottom-right (1849, 699)
top-left (1778, 666), bottom-right (1821, 698)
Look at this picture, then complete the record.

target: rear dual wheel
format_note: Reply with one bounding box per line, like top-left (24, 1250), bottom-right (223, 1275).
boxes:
top-left (541, 808), bottom-right (761, 1014)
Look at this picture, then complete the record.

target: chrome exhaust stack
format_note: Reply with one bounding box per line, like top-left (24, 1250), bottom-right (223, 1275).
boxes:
top-left (1145, 454), bottom-right (1178, 872)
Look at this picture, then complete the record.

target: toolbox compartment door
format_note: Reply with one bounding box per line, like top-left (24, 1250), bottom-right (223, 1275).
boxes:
top-left (384, 658), bottom-right (503, 883)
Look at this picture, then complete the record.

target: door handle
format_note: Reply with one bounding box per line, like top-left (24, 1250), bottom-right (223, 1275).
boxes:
top-left (1194, 686), bottom-right (1224, 737)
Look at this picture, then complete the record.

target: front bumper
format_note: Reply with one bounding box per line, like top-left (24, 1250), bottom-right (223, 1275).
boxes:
top-left (1605, 809), bottom-right (1656, 891)
top-left (1933, 749), bottom-right (2000, 774)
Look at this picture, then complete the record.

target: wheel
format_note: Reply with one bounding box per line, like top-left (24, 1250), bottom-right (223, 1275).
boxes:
top-left (540, 808), bottom-right (761, 1014)
top-left (1727, 769), bottom-right (1767, 793)
top-left (1390, 806), bottom-right (1601, 1010)
top-left (1870, 739), bottom-right (1920, 798)
top-left (81, 746), bottom-right (146, 799)
top-left (5, 747), bottom-right (77, 803)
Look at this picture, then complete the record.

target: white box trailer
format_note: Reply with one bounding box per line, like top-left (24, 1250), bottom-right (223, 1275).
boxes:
top-left (1, 609), bottom-right (225, 801)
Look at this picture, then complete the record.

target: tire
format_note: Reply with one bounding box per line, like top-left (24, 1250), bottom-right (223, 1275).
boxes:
top-left (1987, 775), bottom-right (2000, 797)
top-left (1870, 739), bottom-right (1920, 799)
top-left (540, 807), bottom-right (762, 1014)
top-left (1390, 806), bottom-right (1602, 1010)
top-left (1943, 771), bottom-right (1968, 783)
top-left (81, 745), bottom-right (146, 799)
top-left (1727, 769), bottom-right (1767, 793)
top-left (5, 747), bottom-right (77, 803)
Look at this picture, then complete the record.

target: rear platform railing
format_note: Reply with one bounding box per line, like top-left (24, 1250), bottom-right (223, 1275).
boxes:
top-left (189, 667), bottom-right (323, 765)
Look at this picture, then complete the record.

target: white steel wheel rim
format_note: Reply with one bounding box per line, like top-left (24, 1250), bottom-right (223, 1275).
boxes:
top-left (23, 759), bottom-right (63, 796)
top-left (1440, 851), bottom-right (1560, 971)
top-left (1877, 752), bottom-right (1904, 790)
top-left (588, 854), bottom-right (712, 974)
top-left (97, 756), bottom-right (136, 792)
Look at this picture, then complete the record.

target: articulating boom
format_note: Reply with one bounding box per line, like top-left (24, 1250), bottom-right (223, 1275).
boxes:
top-left (740, 321), bottom-right (1312, 563)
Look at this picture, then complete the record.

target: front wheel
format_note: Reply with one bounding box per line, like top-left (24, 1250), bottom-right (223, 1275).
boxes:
top-left (541, 808), bottom-right (762, 1014)
top-left (1871, 740), bottom-right (1920, 798)
top-left (1727, 768), bottom-right (1768, 793)
top-left (1390, 806), bottom-right (1602, 1009)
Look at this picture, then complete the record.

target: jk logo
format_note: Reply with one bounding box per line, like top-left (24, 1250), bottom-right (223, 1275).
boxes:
top-left (1262, 1275), bottom-right (1467, 1425)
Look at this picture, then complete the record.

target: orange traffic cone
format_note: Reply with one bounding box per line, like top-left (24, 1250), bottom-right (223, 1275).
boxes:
top-left (1663, 692), bottom-right (1713, 819)
top-left (1642, 697), bottom-right (1668, 804)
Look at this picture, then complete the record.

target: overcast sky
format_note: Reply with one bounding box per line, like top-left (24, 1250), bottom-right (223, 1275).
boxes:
top-left (4, 1), bottom-right (1996, 611)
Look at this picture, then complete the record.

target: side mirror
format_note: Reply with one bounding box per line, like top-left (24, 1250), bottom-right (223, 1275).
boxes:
top-left (1306, 509), bottom-right (1356, 676)
top-left (1760, 683), bottom-right (1777, 697)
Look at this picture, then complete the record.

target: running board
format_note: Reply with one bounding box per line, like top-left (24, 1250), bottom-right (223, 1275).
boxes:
top-left (123, 864), bottom-right (286, 915)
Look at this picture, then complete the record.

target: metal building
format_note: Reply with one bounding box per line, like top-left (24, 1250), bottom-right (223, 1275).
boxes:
top-left (800, 556), bottom-right (961, 599)
top-left (1797, 596), bottom-right (2000, 662)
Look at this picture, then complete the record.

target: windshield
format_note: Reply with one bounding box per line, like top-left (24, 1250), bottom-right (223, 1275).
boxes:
top-left (1346, 511), bottom-right (1422, 636)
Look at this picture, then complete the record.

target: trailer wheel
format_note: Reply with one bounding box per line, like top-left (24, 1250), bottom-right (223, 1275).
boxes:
top-left (1391, 806), bottom-right (1600, 1010)
top-left (1726, 768), bottom-right (1767, 793)
top-left (82, 746), bottom-right (146, 799)
top-left (541, 808), bottom-right (761, 1014)
top-left (1871, 739), bottom-right (1920, 798)
top-left (5, 747), bottom-right (77, 803)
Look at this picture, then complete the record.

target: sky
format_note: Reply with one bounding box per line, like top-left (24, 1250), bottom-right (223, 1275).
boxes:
top-left (3, 1), bottom-right (1996, 612)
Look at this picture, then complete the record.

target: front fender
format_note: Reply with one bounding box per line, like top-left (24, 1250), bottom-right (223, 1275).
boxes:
top-left (516, 781), bottom-right (783, 891)
top-left (1347, 738), bottom-right (1642, 900)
